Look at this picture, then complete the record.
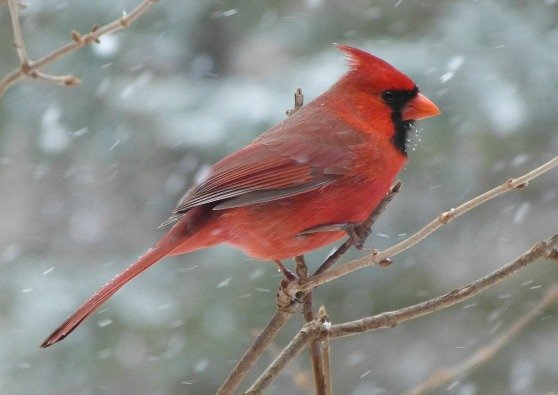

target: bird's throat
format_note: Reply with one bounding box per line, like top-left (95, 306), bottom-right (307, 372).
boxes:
top-left (390, 111), bottom-right (413, 156)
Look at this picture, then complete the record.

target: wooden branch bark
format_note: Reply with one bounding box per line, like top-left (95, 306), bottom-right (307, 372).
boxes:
top-left (0, 0), bottom-right (158, 97)
top-left (318, 306), bottom-right (332, 395)
top-left (247, 314), bottom-right (329, 394)
top-left (296, 256), bottom-right (327, 395)
top-left (249, 234), bottom-right (558, 392)
top-left (216, 298), bottom-right (296, 395)
top-left (327, 234), bottom-right (558, 338)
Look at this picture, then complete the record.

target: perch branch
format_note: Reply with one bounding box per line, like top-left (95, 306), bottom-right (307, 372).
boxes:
top-left (405, 283), bottom-right (558, 395)
top-left (0, 0), bottom-right (158, 97)
top-left (249, 234), bottom-right (557, 392)
top-left (327, 234), bottom-right (558, 338)
top-left (289, 156), bottom-right (558, 296)
top-left (247, 312), bottom-right (329, 394)
top-left (216, 302), bottom-right (295, 395)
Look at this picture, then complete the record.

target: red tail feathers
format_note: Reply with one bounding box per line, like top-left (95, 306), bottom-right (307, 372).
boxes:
top-left (40, 243), bottom-right (171, 348)
top-left (40, 206), bottom-right (216, 348)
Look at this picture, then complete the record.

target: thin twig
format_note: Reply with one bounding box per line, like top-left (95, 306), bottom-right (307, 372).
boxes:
top-left (216, 305), bottom-right (295, 395)
top-left (286, 88), bottom-right (304, 115)
top-left (250, 235), bottom-right (558, 392)
top-left (254, 328), bottom-right (314, 392)
top-left (404, 284), bottom-right (558, 395)
top-left (7, 0), bottom-right (29, 64)
top-left (296, 256), bottom-right (327, 395)
top-left (32, 70), bottom-right (81, 87)
top-left (0, 0), bottom-right (158, 97)
top-left (289, 156), bottom-right (558, 296)
top-left (247, 313), bottom-right (329, 394)
top-left (318, 306), bottom-right (332, 395)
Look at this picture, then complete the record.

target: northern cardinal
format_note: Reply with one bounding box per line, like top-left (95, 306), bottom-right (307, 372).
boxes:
top-left (40, 45), bottom-right (440, 348)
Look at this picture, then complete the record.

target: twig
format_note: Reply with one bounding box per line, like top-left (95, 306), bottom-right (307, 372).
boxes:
top-left (254, 328), bottom-right (314, 392)
top-left (228, 156), bottom-right (557, 392)
top-left (216, 299), bottom-right (295, 395)
top-left (289, 156), bottom-right (558, 296)
top-left (286, 88), bottom-right (304, 115)
top-left (249, 235), bottom-right (558, 392)
top-left (318, 306), bottom-right (332, 395)
top-left (328, 234), bottom-right (558, 338)
top-left (296, 256), bottom-right (327, 395)
top-left (247, 313), bottom-right (329, 394)
top-left (0, 0), bottom-right (158, 97)
top-left (7, 0), bottom-right (29, 64)
top-left (404, 284), bottom-right (558, 395)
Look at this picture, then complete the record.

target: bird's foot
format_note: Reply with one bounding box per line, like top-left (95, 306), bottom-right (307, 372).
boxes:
top-left (300, 221), bottom-right (372, 250)
top-left (342, 222), bottom-right (372, 251)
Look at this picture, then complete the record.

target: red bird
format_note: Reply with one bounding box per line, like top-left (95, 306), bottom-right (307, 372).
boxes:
top-left (41, 45), bottom-right (440, 347)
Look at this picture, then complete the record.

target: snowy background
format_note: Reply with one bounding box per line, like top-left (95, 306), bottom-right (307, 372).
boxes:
top-left (1, 1), bottom-right (557, 394)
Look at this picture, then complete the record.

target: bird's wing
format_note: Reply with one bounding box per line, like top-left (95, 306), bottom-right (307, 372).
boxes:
top-left (160, 122), bottom-right (363, 226)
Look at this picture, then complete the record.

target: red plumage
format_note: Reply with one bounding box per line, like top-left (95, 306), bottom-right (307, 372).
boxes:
top-left (40, 45), bottom-right (440, 347)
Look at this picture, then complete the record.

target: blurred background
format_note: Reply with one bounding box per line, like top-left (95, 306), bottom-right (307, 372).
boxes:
top-left (1, 0), bottom-right (557, 394)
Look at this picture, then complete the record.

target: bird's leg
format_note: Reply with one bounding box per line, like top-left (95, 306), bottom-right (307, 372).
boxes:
top-left (300, 222), bottom-right (372, 251)
top-left (341, 222), bottom-right (372, 251)
top-left (273, 260), bottom-right (297, 281)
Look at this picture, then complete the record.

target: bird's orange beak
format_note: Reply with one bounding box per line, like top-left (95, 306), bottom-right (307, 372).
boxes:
top-left (402, 93), bottom-right (441, 121)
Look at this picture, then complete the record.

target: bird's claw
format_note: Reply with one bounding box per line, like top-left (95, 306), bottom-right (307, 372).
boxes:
top-left (342, 222), bottom-right (372, 250)
top-left (300, 222), bottom-right (373, 251)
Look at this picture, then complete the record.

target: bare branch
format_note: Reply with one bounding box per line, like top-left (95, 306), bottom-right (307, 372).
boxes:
top-left (0, 0), bottom-right (158, 97)
top-left (404, 284), bottom-right (558, 395)
top-left (216, 286), bottom-right (296, 394)
top-left (255, 328), bottom-right (314, 392)
top-left (7, 0), bottom-right (29, 65)
top-left (286, 88), bottom-right (304, 115)
top-left (32, 70), bottom-right (81, 87)
top-left (318, 306), bottom-right (332, 395)
top-left (251, 235), bottom-right (557, 391)
top-left (328, 235), bottom-right (557, 338)
top-left (247, 313), bottom-right (329, 394)
top-left (290, 156), bottom-right (558, 296)
top-left (296, 256), bottom-right (328, 395)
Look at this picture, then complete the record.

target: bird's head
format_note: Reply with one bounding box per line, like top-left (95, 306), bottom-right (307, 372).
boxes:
top-left (336, 44), bottom-right (440, 154)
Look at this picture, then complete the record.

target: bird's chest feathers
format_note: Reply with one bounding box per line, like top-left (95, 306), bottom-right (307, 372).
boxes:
top-left (349, 134), bottom-right (406, 185)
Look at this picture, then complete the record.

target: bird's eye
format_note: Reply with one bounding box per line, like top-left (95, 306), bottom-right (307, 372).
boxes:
top-left (382, 90), bottom-right (397, 104)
